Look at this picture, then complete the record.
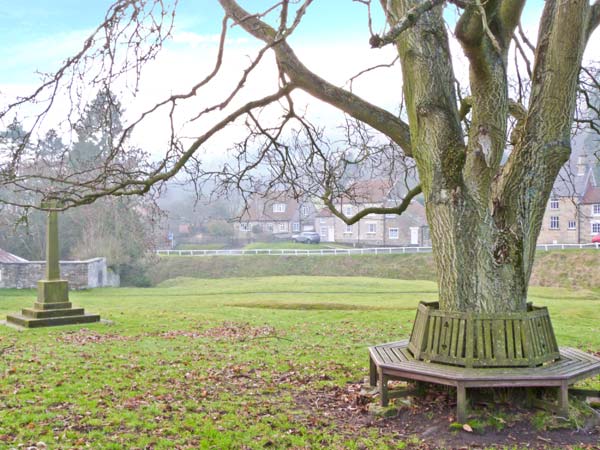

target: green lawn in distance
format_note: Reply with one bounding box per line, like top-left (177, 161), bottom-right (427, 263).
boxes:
top-left (0, 276), bottom-right (598, 449)
top-left (243, 241), bottom-right (337, 250)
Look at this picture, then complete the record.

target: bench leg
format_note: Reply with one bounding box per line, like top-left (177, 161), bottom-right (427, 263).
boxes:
top-left (369, 356), bottom-right (377, 387)
top-left (379, 371), bottom-right (389, 406)
top-left (557, 382), bottom-right (569, 418)
top-left (456, 383), bottom-right (468, 423)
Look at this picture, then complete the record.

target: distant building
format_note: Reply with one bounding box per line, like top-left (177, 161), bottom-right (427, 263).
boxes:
top-left (538, 138), bottom-right (600, 244)
top-left (234, 193), bottom-right (317, 240)
top-left (315, 179), bottom-right (429, 246)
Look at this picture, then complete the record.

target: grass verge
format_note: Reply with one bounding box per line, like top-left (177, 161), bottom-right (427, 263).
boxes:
top-left (0, 276), bottom-right (598, 448)
top-left (152, 249), bottom-right (600, 290)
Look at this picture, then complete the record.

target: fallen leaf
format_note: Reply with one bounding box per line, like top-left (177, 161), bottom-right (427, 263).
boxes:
top-left (462, 423), bottom-right (473, 432)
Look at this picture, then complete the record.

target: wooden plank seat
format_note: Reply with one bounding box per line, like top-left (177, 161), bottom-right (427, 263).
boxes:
top-left (408, 301), bottom-right (560, 367)
top-left (369, 340), bottom-right (600, 423)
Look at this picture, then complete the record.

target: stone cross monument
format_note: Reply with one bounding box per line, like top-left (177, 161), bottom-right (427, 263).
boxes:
top-left (6, 201), bottom-right (100, 328)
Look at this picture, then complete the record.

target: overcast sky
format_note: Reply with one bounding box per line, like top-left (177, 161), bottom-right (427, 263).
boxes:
top-left (0, 1), bottom-right (598, 159)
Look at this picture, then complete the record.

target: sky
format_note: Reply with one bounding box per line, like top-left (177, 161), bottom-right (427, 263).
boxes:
top-left (0, 0), bottom-right (598, 159)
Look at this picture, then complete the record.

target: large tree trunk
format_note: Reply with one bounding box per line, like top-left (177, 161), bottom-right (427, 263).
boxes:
top-left (387, 0), bottom-right (592, 313)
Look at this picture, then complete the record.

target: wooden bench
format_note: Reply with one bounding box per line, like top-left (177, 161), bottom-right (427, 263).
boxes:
top-left (408, 301), bottom-right (560, 367)
top-left (369, 340), bottom-right (600, 423)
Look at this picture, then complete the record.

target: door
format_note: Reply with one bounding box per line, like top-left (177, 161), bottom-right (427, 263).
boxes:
top-left (410, 227), bottom-right (420, 245)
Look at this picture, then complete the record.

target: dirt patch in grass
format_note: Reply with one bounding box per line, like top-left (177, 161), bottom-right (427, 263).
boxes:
top-left (57, 328), bottom-right (135, 346)
top-left (200, 321), bottom-right (280, 342)
top-left (295, 383), bottom-right (600, 449)
top-left (57, 322), bottom-right (283, 344)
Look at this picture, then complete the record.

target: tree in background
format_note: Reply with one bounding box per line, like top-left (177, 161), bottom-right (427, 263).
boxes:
top-left (0, 1), bottom-right (599, 312)
top-left (0, 91), bottom-right (156, 284)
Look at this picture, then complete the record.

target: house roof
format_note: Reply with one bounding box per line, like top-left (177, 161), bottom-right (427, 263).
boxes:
top-left (241, 193), bottom-right (300, 222)
top-left (385, 200), bottom-right (428, 227)
top-left (0, 248), bottom-right (28, 263)
top-left (582, 183), bottom-right (600, 204)
top-left (345, 179), bottom-right (393, 203)
top-left (316, 207), bottom-right (333, 218)
top-left (552, 133), bottom-right (600, 198)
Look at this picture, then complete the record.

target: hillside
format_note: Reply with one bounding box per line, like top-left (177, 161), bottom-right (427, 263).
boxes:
top-left (149, 250), bottom-right (600, 290)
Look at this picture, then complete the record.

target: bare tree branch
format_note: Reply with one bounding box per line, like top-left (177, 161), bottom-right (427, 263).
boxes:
top-left (218, 0), bottom-right (413, 156)
top-left (368, 0), bottom-right (446, 48)
top-left (322, 184), bottom-right (422, 225)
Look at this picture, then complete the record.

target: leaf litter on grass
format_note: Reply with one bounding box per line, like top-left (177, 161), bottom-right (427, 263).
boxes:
top-left (56, 321), bottom-right (282, 346)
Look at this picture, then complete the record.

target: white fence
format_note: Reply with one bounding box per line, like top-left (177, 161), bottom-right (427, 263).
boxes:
top-left (536, 243), bottom-right (600, 251)
top-left (156, 246), bottom-right (433, 257)
top-left (157, 243), bottom-right (599, 257)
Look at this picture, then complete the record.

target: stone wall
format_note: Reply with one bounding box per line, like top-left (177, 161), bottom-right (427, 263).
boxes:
top-left (0, 258), bottom-right (120, 289)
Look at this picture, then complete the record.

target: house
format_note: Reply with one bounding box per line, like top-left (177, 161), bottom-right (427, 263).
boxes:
top-left (581, 165), bottom-right (600, 242)
top-left (235, 193), bottom-right (317, 240)
top-left (538, 136), bottom-right (600, 244)
top-left (315, 179), bottom-right (429, 246)
top-left (537, 154), bottom-right (588, 244)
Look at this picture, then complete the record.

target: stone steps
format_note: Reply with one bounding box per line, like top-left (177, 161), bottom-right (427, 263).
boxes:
top-left (21, 307), bottom-right (86, 319)
top-left (33, 302), bottom-right (73, 310)
top-left (6, 312), bottom-right (100, 328)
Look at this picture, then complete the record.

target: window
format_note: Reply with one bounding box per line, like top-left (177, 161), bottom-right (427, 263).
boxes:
top-left (301, 205), bottom-right (309, 215)
top-left (592, 223), bottom-right (600, 234)
top-left (343, 205), bottom-right (353, 216)
top-left (292, 222), bottom-right (300, 232)
top-left (388, 228), bottom-right (399, 239)
top-left (273, 203), bottom-right (286, 213)
top-left (593, 204), bottom-right (600, 216)
top-left (550, 199), bottom-right (559, 209)
top-left (240, 223), bottom-right (249, 232)
top-left (278, 223), bottom-right (286, 232)
top-left (367, 223), bottom-right (377, 234)
top-left (344, 224), bottom-right (353, 234)
top-left (568, 220), bottom-right (576, 230)
top-left (550, 216), bottom-right (559, 230)
top-left (267, 223), bottom-right (274, 232)
top-left (320, 226), bottom-right (328, 238)
top-left (319, 218), bottom-right (327, 223)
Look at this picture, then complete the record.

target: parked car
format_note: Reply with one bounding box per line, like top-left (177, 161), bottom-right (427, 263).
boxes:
top-left (292, 231), bottom-right (321, 244)
top-left (592, 235), bottom-right (600, 243)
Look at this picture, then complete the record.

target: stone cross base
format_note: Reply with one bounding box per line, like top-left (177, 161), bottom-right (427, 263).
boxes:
top-left (6, 279), bottom-right (100, 329)
top-left (37, 280), bottom-right (69, 303)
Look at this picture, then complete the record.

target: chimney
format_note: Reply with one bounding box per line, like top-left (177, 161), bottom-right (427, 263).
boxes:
top-left (576, 156), bottom-right (587, 176)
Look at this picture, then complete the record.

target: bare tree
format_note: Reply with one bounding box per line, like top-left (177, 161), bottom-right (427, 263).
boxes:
top-left (1, 0), bottom-right (600, 313)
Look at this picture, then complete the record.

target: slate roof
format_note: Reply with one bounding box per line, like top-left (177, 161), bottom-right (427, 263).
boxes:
top-left (551, 133), bottom-right (600, 198)
top-left (345, 179), bottom-right (393, 203)
top-left (241, 193), bottom-right (300, 222)
top-left (0, 248), bottom-right (28, 263)
top-left (582, 183), bottom-right (600, 204)
top-left (338, 178), bottom-right (417, 204)
top-left (316, 207), bottom-right (333, 218)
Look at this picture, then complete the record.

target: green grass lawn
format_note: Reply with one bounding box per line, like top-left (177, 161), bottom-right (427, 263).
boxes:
top-left (243, 241), bottom-right (337, 250)
top-left (0, 277), bottom-right (598, 449)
